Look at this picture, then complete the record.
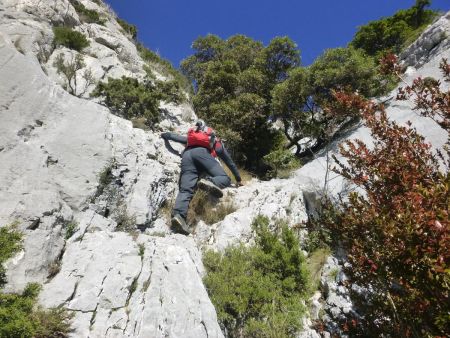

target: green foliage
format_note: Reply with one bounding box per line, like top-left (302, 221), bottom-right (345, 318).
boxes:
top-left (351, 0), bottom-right (437, 56)
top-left (308, 47), bottom-right (389, 100)
top-left (65, 221), bottom-right (78, 240)
top-left (257, 36), bottom-right (300, 83)
top-left (263, 148), bottom-right (300, 178)
top-left (0, 226), bottom-right (23, 267)
top-left (306, 248), bottom-right (331, 290)
top-left (91, 76), bottom-right (161, 126)
top-left (53, 27), bottom-right (90, 52)
top-left (138, 244), bottom-right (145, 259)
top-left (0, 283), bottom-right (73, 338)
top-left (181, 34), bottom-right (299, 171)
top-left (271, 67), bottom-right (312, 154)
top-left (114, 203), bottom-right (136, 233)
top-left (117, 18), bottom-right (137, 39)
top-left (0, 226), bottom-right (73, 337)
top-left (203, 216), bottom-right (310, 337)
top-left (70, 0), bottom-right (105, 25)
top-left (184, 34), bottom-right (388, 170)
top-left (156, 79), bottom-right (187, 104)
top-left (271, 46), bottom-right (394, 157)
top-left (97, 162), bottom-right (114, 196)
top-left (0, 225), bottom-right (23, 288)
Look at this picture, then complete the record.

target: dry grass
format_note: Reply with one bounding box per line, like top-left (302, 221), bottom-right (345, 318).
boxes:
top-left (159, 198), bottom-right (174, 220)
top-left (187, 190), bottom-right (236, 225)
top-left (114, 203), bottom-right (136, 233)
top-left (131, 117), bottom-right (150, 130)
top-left (221, 163), bottom-right (254, 184)
top-left (306, 248), bottom-right (331, 290)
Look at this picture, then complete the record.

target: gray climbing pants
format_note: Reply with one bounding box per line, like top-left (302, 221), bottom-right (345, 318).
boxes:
top-left (173, 147), bottom-right (231, 220)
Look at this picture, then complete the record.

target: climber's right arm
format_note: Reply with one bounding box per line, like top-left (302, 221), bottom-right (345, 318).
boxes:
top-left (161, 132), bottom-right (187, 145)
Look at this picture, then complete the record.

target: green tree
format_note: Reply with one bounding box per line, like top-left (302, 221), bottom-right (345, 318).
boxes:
top-left (223, 35), bottom-right (264, 71)
top-left (182, 34), bottom-right (300, 171)
top-left (257, 36), bottom-right (300, 83)
top-left (181, 34), bottom-right (226, 85)
top-left (350, 0), bottom-right (437, 56)
top-left (272, 47), bottom-right (387, 157)
top-left (308, 47), bottom-right (387, 101)
top-left (271, 67), bottom-right (312, 155)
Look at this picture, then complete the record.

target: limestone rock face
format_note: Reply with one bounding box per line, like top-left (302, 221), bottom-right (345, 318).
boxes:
top-left (195, 178), bottom-right (309, 250)
top-left (0, 1), bottom-right (221, 335)
top-left (401, 11), bottom-right (450, 68)
top-left (2, 0), bottom-right (80, 26)
top-left (1, 0), bottom-right (449, 336)
top-left (40, 228), bottom-right (223, 338)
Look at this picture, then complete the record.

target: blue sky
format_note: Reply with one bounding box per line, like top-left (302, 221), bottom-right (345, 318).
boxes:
top-left (104, 0), bottom-right (449, 67)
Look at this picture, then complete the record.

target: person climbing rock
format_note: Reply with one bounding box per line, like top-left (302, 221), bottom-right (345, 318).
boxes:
top-left (162, 119), bottom-right (242, 234)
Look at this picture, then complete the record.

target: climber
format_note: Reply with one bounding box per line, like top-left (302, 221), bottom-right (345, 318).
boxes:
top-left (161, 119), bottom-right (242, 234)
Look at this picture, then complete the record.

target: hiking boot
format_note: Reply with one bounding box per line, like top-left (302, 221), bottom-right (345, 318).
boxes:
top-left (197, 178), bottom-right (223, 198)
top-left (171, 214), bottom-right (190, 235)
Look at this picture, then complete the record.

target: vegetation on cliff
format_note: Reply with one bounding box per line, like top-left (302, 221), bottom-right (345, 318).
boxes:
top-left (203, 216), bottom-right (310, 338)
top-left (351, 0), bottom-right (438, 57)
top-left (315, 57), bottom-right (449, 336)
top-left (181, 0), bottom-right (437, 176)
top-left (0, 226), bottom-right (73, 338)
top-left (53, 27), bottom-right (90, 52)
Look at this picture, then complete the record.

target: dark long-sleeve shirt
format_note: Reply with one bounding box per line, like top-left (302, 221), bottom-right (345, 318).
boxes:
top-left (162, 132), bottom-right (241, 182)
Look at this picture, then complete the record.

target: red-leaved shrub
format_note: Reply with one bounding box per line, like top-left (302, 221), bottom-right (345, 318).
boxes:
top-left (322, 56), bottom-right (449, 337)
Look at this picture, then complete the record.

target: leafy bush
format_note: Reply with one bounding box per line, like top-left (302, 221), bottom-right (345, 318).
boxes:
top-left (53, 27), bottom-right (90, 52)
top-left (156, 78), bottom-right (187, 104)
top-left (350, 0), bottom-right (437, 56)
top-left (0, 283), bottom-right (73, 338)
top-left (117, 18), bottom-right (137, 39)
top-left (70, 0), bottom-right (105, 25)
top-left (320, 59), bottom-right (450, 336)
top-left (203, 216), bottom-right (310, 337)
top-left (91, 76), bottom-right (161, 126)
top-left (184, 33), bottom-right (393, 171)
top-left (0, 225), bottom-right (73, 337)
